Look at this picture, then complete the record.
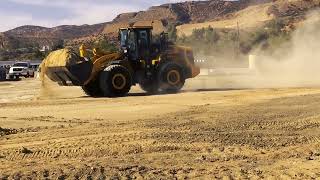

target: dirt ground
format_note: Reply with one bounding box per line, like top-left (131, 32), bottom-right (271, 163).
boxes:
top-left (1, 77), bottom-right (320, 179)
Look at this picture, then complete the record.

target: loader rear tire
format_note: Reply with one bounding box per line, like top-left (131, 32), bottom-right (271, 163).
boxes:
top-left (158, 62), bottom-right (185, 93)
top-left (82, 80), bottom-right (102, 97)
top-left (99, 65), bottom-right (132, 97)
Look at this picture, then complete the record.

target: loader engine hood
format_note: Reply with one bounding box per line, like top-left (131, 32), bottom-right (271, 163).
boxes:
top-left (41, 48), bottom-right (93, 86)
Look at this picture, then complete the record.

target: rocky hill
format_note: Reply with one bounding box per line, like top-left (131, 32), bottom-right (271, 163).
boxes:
top-left (102, 0), bottom-right (273, 35)
top-left (0, 0), bottom-right (319, 58)
top-left (0, 0), bottom-right (274, 51)
top-left (0, 23), bottom-right (107, 50)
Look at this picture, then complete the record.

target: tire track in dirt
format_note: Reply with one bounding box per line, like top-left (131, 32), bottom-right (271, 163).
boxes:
top-left (1, 124), bottom-right (154, 162)
top-left (1, 87), bottom-right (320, 179)
top-left (140, 93), bottom-right (320, 149)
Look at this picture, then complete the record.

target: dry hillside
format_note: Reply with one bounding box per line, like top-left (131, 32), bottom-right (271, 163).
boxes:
top-left (0, 0), bottom-right (319, 53)
top-left (177, 0), bottom-right (320, 36)
top-left (177, 3), bottom-right (274, 36)
top-left (0, 0), bottom-right (272, 51)
top-left (0, 24), bottom-right (106, 50)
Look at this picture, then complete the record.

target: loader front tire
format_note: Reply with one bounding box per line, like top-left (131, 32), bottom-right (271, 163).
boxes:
top-left (158, 62), bottom-right (185, 93)
top-left (99, 65), bottom-right (132, 97)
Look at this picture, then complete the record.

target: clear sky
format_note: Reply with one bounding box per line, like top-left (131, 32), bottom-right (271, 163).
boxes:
top-left (0, 0), bottom-right (203, 32)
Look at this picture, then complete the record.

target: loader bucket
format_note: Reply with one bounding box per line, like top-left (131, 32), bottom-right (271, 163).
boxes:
top-left (42, 48), bottom-right (93, 86)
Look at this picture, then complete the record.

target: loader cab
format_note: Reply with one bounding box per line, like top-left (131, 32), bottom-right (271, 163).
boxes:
top-left (119, 26), bottom-right (153, 62)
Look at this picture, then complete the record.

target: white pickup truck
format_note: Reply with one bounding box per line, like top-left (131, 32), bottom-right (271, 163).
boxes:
top-left (0, 66), bottom-right (6, 81)
top-left (8, 62), bottom-right (35, 79)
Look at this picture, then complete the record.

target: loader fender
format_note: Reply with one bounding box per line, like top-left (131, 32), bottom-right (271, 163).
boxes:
top-left (84, 52), bottom-right (124, 85)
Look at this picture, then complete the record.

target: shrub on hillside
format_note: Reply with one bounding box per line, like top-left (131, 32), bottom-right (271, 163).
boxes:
top-left (176, 18), bottom-right (293, 58)
top-left (93, 38), bottom-right (117, 53)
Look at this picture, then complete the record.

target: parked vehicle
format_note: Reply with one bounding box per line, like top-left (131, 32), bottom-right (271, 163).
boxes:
top-left (0, 66), bottom-right (6, 81)
top-left (8, 62), bottom-right (35, 79)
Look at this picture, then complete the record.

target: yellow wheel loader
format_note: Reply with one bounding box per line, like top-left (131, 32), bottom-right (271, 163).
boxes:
top-left (42, 25), bottom-right (200, 97)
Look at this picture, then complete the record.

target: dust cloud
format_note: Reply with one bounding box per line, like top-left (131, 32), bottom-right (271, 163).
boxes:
top-left (252, 10), bottom-right (320, 88)
top-left (37, 63), bottom-right (62, 99)
top-left (186, 10), bottom-right (320, 90)
top-left (39, 77), bottom-right (58, 99)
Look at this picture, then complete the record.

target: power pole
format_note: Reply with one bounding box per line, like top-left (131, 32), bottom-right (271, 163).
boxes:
top-left (237, 21), bottom-right (240, 58)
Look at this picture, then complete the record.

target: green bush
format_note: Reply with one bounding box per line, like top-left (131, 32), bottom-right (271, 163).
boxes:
top-left (93, 38), bottom-right (117, 53)
top-left (52, 39), bottom-right (64, 51)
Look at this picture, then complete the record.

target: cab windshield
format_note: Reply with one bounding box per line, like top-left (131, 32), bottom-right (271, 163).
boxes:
top-left (120, 30), bottom-right (128, 47)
